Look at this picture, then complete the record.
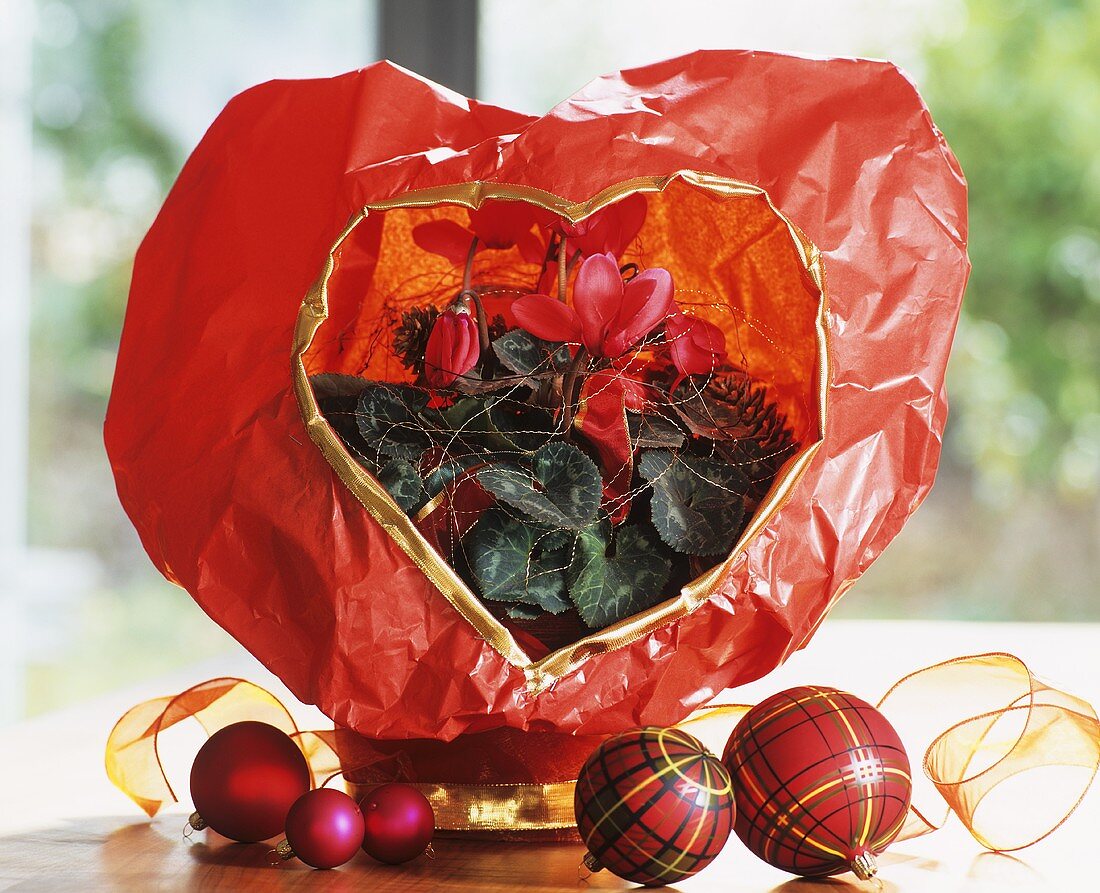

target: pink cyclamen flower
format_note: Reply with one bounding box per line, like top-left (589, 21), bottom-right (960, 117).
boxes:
top-left (423, 308), bottom-right (479, 388)
top-left (552, 192), bottom-right (647, 259)
top-left (512, 252), bottom-right (674, 359)
top-left (665, 311), bottom-right (728, 377)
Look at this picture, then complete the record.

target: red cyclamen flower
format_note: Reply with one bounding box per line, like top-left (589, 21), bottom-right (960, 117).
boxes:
top-left (552, 192), bottom-right (647, 259)
top-left (413, 202), bottom-right (547, 265)
top-left (512, 252), bottom-right (674, 358)
top-left (666, 311), bottom-right (728, 376)
top-left (423, 308), bottom-right (479, 387)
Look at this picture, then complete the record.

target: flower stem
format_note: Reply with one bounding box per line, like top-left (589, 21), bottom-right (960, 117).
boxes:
top-left (465, 290), bottom-right (491, 355)
top-left (457, 237), bottom-right (492, 375)
top-left (463, 236), bottom-right (479, 292)
top-left (458, 237), bottom-right (490, 351)
top-left (534, 233), bottom-right (558, 293)
top-left (561, 346), bottom-right (589, 436)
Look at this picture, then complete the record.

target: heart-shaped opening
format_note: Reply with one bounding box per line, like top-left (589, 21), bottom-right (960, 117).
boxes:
top-left (293, 172), bottom-right (828, 690)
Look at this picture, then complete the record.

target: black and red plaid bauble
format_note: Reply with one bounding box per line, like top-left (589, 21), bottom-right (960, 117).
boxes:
top-left (574, 726), bottom-right (734, 887)
top-left (722, 686), bottom-right (912, 880)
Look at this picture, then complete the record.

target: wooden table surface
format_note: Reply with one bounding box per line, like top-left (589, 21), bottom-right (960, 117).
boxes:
top-left (1, 620), bottom-right (1098, 892)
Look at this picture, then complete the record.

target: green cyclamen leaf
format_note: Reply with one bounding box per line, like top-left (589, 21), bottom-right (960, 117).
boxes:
top-left (465, 509), bottom-right (572, 613)
top-left (312, 375), bottom-right (373, 464)
top-left (356, 383), bottom-right (438, 460)
top-left (476, 442), bottom-right (601, 530)
top-left (309, 372), bottom-right (370, 401)
top-left (376, 459), bottom-right (425, 513)
top-left (486, 398), bottom-right (556, 452)
top-left (440, 395), bottom-right (555, 455)
top-left (421, 453), bottom-right (486, 499)
top-left (439, 395), bottom-right (491, 433)
top-left (506, 604), bottom-right (544, 621)
top-left (638, 450), bottom-right (747, 556)
top-left (628, 411), bottom-right (686, 450)
top-left (567, 522), bottom-right (671, 629)
top-left (492, 329), bottom-right (571, 377)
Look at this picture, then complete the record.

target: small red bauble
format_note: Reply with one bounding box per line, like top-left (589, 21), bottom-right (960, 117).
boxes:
top-left (188, 720), bottom-right (311, 842)
top-left (279, 788), bottom-right (365, 869)
top-left (360, 783), bottom-right (435, 864)
top-left (574, 726), bottom-right (735, 887)
top-left (722, 686), bottom-right (912, 881)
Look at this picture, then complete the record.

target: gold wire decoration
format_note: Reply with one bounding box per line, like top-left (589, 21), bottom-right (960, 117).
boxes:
top-left (291, 171), bottom-right (830, 693)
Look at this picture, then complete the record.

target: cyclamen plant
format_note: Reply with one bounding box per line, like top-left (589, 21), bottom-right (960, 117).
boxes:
top-left (314, 196), bottom-right (795, 638)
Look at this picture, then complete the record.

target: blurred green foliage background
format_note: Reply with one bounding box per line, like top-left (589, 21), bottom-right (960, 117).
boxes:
top-left (835, 0), bottom-right (1100, 623)
top-left (924, 0), bottom-right (1100, 499)
top-left (21, 0), bottom-right (1100, 714)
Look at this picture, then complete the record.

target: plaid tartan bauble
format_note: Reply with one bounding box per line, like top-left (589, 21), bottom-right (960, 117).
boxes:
top-left (722, 686), bottom-right (911, 880)
top-left (574, 726), bottom-right (734, 886)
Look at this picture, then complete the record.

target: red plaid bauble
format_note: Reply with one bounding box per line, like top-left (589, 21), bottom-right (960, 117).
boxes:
top-left (722, 686), bottom-right (912, 880)
top-left (574, 726), bottom-right (734, 887)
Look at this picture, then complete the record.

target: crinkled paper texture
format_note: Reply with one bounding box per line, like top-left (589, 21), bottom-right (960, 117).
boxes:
top-left (105, 51), bottom-right (969, 741)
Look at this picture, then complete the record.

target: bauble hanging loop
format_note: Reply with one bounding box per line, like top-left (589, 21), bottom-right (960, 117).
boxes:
top-left (182, 811), bottom-right (207, 840)
top-left (851, 850), bottom-right (879, 881)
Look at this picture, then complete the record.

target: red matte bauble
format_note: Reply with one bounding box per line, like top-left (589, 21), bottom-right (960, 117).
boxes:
top-left (722, 686), bottom-right (912, 880)
top-left (574, 726), bottom-right (734, 887)
top-left (360, 783), bottom-right (435, 864)
top-left (284, 789), bottom-right (365, 869)
top-left (189, 720), bottom-right (311, 842)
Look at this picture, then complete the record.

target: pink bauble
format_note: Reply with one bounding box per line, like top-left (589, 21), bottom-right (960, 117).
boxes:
top-left (360, 783), bottom-right (434, 864)
top-left (189, 721), bottom-right (311, 842)
top-left (284, 789), bottom-right (365, 869)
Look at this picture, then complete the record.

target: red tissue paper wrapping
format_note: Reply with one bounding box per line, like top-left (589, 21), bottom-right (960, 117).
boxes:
top-left (105, 51), bottom-right (968, 745)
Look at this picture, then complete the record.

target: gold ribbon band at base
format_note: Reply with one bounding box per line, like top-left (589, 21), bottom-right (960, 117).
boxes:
top-left (415, 782), bottom-right (577, 832)
top-left (348, 780), bottom-right (579, 833)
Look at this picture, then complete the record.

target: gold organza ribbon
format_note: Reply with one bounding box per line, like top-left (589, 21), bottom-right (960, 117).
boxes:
top-left (878, 653), bottom-right (1100, 850)
top-left (105, 654), bottom-right (1100, 845)
top-left (104, 677), bottom-right (300, 817)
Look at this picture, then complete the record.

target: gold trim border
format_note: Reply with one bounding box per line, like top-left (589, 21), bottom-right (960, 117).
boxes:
top-left (291, 170), bottom-right (830, 694)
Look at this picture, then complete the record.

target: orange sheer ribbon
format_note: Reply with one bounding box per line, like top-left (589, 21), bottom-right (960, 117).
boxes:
top-left (878, 653), bottom-right (1100, 851)
top-left (104, 678), bottom-right (300, 817)
top-left (105, 654), bottom-right (1100, 848)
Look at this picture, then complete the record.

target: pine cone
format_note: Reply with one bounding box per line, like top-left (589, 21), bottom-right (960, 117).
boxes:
top-left (393, 305), bottom-right (439, 374)
top-left (703, 372), bottom-right (797, 503)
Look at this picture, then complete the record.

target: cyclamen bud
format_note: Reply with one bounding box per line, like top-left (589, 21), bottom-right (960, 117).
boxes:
top-left (423, 307), bottom-right (480, 388)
